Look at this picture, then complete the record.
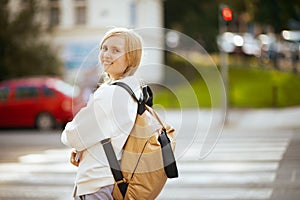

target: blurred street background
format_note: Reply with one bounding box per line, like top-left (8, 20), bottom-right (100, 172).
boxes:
top-left (1, 0), bottom-right (300, 199)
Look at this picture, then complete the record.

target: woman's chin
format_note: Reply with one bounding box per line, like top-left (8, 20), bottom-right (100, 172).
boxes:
top-left (103, 65), bottom-right (111, 71)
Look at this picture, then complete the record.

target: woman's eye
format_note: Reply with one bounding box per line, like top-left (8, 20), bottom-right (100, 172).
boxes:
top-left (101, 46), bottom-right (108, 51)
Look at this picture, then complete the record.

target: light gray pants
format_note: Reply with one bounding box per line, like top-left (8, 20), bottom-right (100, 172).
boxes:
top-left (75, 185), bottom-right (114, 200)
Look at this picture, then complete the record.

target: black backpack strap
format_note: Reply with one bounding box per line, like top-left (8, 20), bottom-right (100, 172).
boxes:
top-left (112, 82), bottom-right (153, 115)
top-left (158, 129), bottom-right (179, 178)
top-left (143, 85), bottom-right (153, 107)
top-left (112, 82), bottom-right (138, 101)
top-left (100, 138), bottom-right (128, 197)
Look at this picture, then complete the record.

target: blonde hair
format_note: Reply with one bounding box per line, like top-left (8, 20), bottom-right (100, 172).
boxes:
top-left (99, 27), bottom-right (143, 78)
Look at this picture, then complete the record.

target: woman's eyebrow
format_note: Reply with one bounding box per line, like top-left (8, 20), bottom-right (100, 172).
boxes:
top-left (111, 44), bottom-right (123, 48)
top-left (101, 44), bottom-right (121, 48)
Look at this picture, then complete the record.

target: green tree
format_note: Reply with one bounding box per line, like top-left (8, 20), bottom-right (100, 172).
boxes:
top-left (0, 0), bottom-right (62, 81)
top-left (227, 0), bottom-right (300, 33)
top-left (164, 0), bottom-right (300, 52)
top-left (164, 0), bottom-right (219, 52)
top-left (251, 0), bottom-right (300, 33)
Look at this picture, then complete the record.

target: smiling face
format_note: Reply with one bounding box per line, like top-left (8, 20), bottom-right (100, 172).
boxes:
top-left (99, 36), bottom-right (128, 80)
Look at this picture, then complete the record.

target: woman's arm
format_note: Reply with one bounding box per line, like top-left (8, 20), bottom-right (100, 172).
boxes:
top-left (61, 84), bottom-right (137, 151)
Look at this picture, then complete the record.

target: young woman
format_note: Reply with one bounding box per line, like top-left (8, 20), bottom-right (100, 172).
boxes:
top-left (61, 27), bottom-right (143, 200)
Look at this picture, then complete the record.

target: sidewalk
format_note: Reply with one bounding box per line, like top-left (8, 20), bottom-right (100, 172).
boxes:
top-left (226, 106), bottom-right (300, 130)
top-left (270, 134), bottom-right (300, 200)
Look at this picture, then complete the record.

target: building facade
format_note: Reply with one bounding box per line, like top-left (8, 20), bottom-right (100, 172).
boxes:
top-left (46, 0), bottom-right (164, 84)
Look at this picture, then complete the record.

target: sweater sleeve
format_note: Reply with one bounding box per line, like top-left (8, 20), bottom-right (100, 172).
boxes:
top-left (61, 84), bottom-right (137, 151)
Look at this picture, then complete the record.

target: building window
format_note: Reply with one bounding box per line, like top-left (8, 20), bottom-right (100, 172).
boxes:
top-left (49, 0), bottom-right (60, 26)
top-left (75, 6), bottom-right (86, 25)
top-left (74, 0), bottom-right (86, 25)
top-left (50, 7), bottom-right (60, 26)
top-left (130, 2), bottom-right (137, 27)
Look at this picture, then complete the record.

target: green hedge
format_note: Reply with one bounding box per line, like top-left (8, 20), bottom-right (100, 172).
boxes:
top-left (154, 67), bottom-right (300, 108)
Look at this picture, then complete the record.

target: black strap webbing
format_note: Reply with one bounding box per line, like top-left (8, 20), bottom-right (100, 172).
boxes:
top-left (113, 82), bottom-right (153, 115)
top-left (112, 82), bottom-right (138, 101)
top-left (100, 138), bottom-right (128, 197)
top-left (158, 129), bottom-right (179, 178)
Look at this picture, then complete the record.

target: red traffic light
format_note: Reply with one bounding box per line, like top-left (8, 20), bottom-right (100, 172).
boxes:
top-left (221, 7), bottom-right (232, 21)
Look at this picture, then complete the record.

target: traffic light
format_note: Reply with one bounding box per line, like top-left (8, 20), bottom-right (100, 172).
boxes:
top-left (221, 7), bottom-right (232, 22)
top-left (219, 4), bottom-right (233, 25)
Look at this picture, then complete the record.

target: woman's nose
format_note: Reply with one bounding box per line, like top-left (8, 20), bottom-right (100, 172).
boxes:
top-left (103, 50), bottom-right (111, 58)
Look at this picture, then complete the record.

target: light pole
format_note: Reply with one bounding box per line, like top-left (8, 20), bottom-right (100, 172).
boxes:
top-left (218, 4), bottom-right (233, 124)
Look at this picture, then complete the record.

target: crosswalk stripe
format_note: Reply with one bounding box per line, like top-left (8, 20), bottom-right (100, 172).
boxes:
top-left (0, 185), bottom-right (73, 200)
top-left (166, 172), bottom-right (276, 185)
top-left (180, 151), bottom-right (286, 161)
top-left (0, 171), bottom-right (75, 185)
top-left (158, 187), bottom-right (273, 200)
top-left (0, 162), bottom-right (76, 173)
top-left (177, 162), bottom-right (279, 172)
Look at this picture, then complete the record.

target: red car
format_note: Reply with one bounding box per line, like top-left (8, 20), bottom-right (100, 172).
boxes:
top-left (0, 76), bottom-right (85, 130)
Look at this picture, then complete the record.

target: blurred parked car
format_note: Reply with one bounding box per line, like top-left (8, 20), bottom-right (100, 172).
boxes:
top-left (217, 32), bottom-right (261, 56)
top-left (0, 76), bottom-right (85, 130)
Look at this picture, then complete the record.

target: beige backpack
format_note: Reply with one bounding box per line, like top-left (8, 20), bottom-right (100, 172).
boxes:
top-left (101, 82), bottom-right (178, 200)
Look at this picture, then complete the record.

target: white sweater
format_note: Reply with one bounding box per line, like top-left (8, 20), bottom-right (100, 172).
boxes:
top-left (61, 76), bottom-right (141, 196)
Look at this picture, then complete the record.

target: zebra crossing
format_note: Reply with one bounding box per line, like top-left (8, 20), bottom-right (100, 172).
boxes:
top-left (157, 130), bottom-right (293, 200)
top-left (0, 130), bottom-right (292, 200)
top-left (0, 149), bottom-right (75, 200)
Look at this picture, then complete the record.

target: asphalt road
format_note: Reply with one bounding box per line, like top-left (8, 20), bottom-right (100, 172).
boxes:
top-left (0, 108), bottom-right (299, 200)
